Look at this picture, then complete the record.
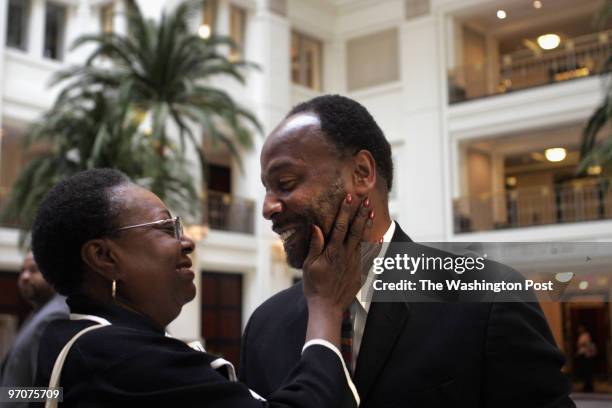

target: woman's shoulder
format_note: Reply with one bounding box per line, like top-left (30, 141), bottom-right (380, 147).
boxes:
top-left (38, 318), bottom-right (226, 396)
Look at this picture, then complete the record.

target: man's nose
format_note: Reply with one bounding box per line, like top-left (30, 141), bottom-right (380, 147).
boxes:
top-left (19, 270), bottom-right (31, 285)
top-left (262, 193), bottom-right (283, 220)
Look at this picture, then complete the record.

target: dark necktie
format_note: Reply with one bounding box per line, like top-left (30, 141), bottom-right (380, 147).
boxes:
top-left (341, 308), bottom-right (354, 372)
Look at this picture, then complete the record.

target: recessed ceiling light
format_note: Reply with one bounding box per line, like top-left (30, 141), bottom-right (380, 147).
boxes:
top-left (496, 10), bottom-right (507, 19)
top-left (537, 34), bottom-right (561, 50)
top-left (545, 147), bottom-right (566, 162)
top-left (533, 1), bottom-right (542, 9)
top-left (578, 280), bottom-right (589, 290)
top-left (198, 24), bottom-right (211, 39)
top-left (555, 272), bottom-right (574, 283)
top-left (587, 165), bottom-right (602, 176)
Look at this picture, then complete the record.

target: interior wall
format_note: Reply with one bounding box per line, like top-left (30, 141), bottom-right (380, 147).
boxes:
top-left (467, 149), bottom-right (493, 230)
top-left (462, 25), bottom-right (487, 98)
top-left (346, 28), bottom-right (400, 91)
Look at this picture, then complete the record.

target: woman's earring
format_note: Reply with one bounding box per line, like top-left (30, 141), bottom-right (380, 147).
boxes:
top-left (112, 280), bottom-right (117, 300)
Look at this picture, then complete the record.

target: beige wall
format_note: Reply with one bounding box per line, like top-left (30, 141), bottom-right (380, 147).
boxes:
top-left (346, 28), bottom-right (399, 91)
top-left (462, 26), bottom-right (487, 98)
top-left (467, 149), bottom-right (493, 230)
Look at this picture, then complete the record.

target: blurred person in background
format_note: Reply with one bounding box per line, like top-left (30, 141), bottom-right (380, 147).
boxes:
top-left (575, 325), bottom-right (597, 392)
top-left (0, 251), bottom-right (68, 407)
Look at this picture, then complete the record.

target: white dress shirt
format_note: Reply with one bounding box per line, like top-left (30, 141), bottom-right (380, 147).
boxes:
top-left (351, 221), bottom-right (396, 371)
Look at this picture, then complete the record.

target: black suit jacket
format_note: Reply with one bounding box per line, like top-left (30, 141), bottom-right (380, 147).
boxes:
top-left (239, 223), bottom-right (575, 408)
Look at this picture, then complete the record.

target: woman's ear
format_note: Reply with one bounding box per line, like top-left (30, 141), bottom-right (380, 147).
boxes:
top-left (352, 149), bottom-right (377, 195)
top-left (81, 239), bottom-right (120, 281)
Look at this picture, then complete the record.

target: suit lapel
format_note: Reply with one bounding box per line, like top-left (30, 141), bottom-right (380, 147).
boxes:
top-left (353, 222), bottom-right (412, 401)
top-left (354, 300), bottom-right (410, 400)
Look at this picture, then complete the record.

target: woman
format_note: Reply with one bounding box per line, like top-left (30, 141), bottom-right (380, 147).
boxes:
top-left (32, 168), bottom-right (371, 407)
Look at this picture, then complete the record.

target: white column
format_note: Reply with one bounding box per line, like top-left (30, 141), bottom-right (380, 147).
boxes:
top-left (239, 0), bottom-right (291, 321)
top-left (64, 0), bottom-right (92, 64)
top-left (323, 38), bottom-right (346, 94)
top-left (28, 0), bottom-right (45, 58)
top-left (216, 0), bottom-right (230, 36)
top-left (398, 16), bottom-right (447, 241)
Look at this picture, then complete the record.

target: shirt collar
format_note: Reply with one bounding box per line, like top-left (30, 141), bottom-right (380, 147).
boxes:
top-left (356, 220), bottom-right (396, 312)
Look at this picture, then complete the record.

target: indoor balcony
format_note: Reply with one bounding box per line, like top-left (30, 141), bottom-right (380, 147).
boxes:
top-left (204, 190), bottom-right (255, 235)
top-left (0, 189), bottom-right (255, 235)
top-left (453, 177), bottom-right (612, 233)
top-left (448, 29), bottom-right (612, 104)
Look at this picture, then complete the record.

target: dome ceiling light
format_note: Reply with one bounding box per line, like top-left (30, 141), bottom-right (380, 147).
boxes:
top-left (537, 34), bottom-right (561, 50)
top-left (544, 147), bottom-right (566, 162)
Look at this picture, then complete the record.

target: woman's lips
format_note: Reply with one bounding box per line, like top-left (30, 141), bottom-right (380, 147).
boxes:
top-left (177, 267), bottom-right (195, 280)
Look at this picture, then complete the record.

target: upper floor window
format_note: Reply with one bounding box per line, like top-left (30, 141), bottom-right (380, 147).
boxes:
top-left (100, 3), bottom-right (114, 34)
top-left (199, 0), bottom-right (218, 39)
top-left (6, 0), bottom-right (29, 51)
top-left (44, 2), bottom-right (67, 61)
top-left (229, 4), bottom-right (246, 61)
top-left (291, 31), bottom-right (322, 91)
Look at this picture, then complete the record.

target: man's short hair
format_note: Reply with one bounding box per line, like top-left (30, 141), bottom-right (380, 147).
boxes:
top-left (288, 94), bottom-right (393, 191)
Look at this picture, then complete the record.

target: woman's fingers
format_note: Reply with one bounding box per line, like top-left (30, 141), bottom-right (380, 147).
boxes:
top-left (346, 197), bottom-right (372, 251)
top-left (326, 193), bottom-right (355, 252)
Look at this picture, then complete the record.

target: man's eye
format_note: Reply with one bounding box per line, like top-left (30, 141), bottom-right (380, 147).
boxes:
top-left (279, 180), bottom-right (295, 191)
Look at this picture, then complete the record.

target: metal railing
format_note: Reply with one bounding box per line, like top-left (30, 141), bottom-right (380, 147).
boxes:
top-left (204, 190), bottom-right (255, 235)
top-left (449, 30), bottom-right (612, 103)
top-left (0, 188), bottom-right (256, 234)
top-left (454, 178), bottom-right (612, 233)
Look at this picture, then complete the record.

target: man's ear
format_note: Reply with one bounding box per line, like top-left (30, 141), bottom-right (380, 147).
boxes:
top-left (81, 239), bottom-right (121, 281)
top-left (351, 149), bottom-right (377, 195)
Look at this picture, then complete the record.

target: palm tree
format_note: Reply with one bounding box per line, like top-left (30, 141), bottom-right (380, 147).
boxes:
top-left (579, 0), bottom-right (612, 173)
top-left (2, 0), bottom-right (260, 233)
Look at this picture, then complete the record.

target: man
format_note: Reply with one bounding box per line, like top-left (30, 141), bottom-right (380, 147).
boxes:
top-left (0, 251), bottom-right (68, 404)
top-left (239, 95), bottom-right (574, 407)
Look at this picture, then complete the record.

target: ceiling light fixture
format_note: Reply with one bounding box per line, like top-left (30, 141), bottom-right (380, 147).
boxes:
top-left (496, 10), bottom-right (507, 19)
top-left (537, 33), bottom-right (561, 50)
top-left (198, 24), bottom-right (211, 39)
top-left (544, 147), bottom-right (566, 162)
top-left (587, 165), bottom-right (602, 176)
top-left (533, 1), bottom-right (542, 9)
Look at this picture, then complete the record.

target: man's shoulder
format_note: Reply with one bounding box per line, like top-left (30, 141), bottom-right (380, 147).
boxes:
top-left (250, 281), bottom-right (305, 323)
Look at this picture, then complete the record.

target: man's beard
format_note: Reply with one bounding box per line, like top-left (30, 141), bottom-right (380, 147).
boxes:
top-left (283, 182), bottom-right (345, 269)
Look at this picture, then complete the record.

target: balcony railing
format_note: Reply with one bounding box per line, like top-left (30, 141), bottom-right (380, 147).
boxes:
top-left (204, 190), bottom-right (255, 235)
top-left (454, 178), bottom-right (612, 233)
top-left (0, 188), bottom-right (255, 234)
top-left (449, 30), bottom-right (612, 104)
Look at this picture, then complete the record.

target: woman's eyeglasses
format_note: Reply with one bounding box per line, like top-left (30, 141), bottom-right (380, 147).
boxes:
top-left (116, 216), bottom-right (183, 240)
